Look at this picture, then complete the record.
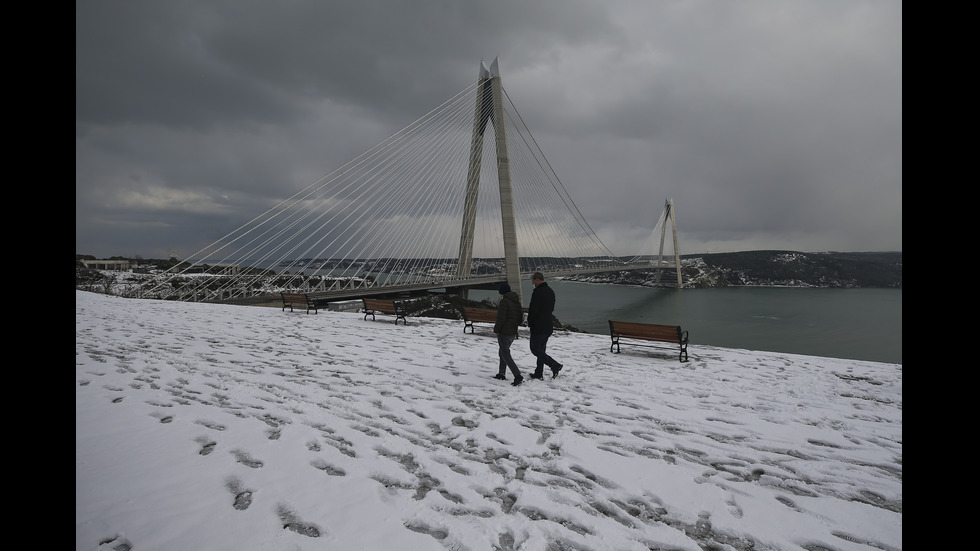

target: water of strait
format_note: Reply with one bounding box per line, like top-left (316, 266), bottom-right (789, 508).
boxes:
top-left (471, 281), bottom-right (902, 365)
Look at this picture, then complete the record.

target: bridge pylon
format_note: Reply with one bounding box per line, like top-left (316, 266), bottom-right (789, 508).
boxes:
top-left (457, 57), bottom-right (522, 302)
top-left (654, 199), bottom-right (683, 287)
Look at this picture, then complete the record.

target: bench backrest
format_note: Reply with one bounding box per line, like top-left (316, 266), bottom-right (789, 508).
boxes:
top-left (363, 298), bottom-right (400, 313)
top-left (609, 321), bottom-right (682, 342)
top-left (463, 307), bottom-right (497, 322)
top-left (281, 292), bottom-right (309, 302)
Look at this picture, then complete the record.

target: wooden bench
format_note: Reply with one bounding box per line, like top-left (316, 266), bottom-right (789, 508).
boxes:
top-left (462, 307), bottom-right (498, 334)
top-left (362, 298), bottom-right (408, 325)
top-left (281, 292), bottom-right (317, 314)
top-left (608, 320), bottom-right (689, 362)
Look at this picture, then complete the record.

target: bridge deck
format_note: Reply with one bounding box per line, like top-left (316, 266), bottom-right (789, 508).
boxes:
top-left (215, 263), bottom-right (677, 306)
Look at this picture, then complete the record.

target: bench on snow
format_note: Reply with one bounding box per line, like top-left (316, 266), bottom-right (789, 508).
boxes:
top-left (462, 307), bottom-right (498, 334)
top-left (281, 292), bottom-right (317, 314)
top-left (608, 320), bottom-right (689, 362)
top-left (362, 298), bottom-right (408, 325)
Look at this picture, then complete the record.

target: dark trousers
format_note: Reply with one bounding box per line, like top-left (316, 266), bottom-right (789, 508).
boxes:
top-left (529, 332), bottom-right (560, 376)
top-left (497, 334), bottom-right (522, 378)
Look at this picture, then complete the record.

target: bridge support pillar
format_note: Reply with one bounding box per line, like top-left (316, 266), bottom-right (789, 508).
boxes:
top-left (457, 57), bottom-right (522, 303)
top-left (654, 199), bottom-right (683, 287)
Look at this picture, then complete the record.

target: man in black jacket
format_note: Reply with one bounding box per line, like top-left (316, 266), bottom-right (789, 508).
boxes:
top-left (526, 272), bottom-right (563, 379)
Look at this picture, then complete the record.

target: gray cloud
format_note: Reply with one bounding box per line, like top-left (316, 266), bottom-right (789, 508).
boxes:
top-left (76, 0), bottom-right (901, 259)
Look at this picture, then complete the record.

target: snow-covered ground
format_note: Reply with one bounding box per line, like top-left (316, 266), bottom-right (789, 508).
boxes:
top-left (75, 290), bottom-right (901, 551)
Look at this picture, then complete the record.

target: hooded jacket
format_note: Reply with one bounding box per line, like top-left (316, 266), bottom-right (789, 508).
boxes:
top-left (493, 291), bottom-right (523, 336)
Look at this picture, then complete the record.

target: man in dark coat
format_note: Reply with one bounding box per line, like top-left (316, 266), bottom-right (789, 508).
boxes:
top-left (526, 272), bottom-right (563, 379)
top-left (493, 283), bottom-right (525, 386)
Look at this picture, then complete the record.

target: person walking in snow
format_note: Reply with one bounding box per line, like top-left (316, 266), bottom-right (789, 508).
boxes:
top-left (527, 272), bottom-right (563, 379)
top-left (493, 283), bottom-right (525, 386)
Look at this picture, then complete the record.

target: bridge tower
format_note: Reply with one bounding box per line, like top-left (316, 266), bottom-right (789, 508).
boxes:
top-left (457, 58), bottom-right (522, 301)
top-left (654, 199), bottom-right (683, 287)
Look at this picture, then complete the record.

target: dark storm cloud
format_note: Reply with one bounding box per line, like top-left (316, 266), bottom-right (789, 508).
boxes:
top-left (76, 0), bottom-right (901, 259)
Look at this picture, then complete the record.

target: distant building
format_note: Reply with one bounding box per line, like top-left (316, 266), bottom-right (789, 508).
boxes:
top-left (208, 264), bottom-right (240, 275)
top-left (81, 259), bottom-right (132, 271)
top-left (79, 259), bottom-right (240, 276)
top-left (183, 264), bottom-right (241, 275)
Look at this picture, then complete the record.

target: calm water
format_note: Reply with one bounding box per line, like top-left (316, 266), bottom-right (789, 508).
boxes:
top-left (471, 282), bottom-right (902, 364)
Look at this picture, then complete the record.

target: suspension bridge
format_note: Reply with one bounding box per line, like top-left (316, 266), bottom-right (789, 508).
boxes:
top-left (134, 58), bottom-right (682, 307)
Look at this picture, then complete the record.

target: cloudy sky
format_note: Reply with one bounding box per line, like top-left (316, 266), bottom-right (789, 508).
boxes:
top-left (76, 0), bottom-right (902, 260)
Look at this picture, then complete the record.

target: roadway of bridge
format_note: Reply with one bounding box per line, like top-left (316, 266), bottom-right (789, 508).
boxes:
top-left (218, 262), bottom-right (676, 306)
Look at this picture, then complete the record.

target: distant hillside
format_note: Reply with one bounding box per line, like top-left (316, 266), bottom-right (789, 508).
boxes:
top-left (564, 251), bottom-right (902, 288)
